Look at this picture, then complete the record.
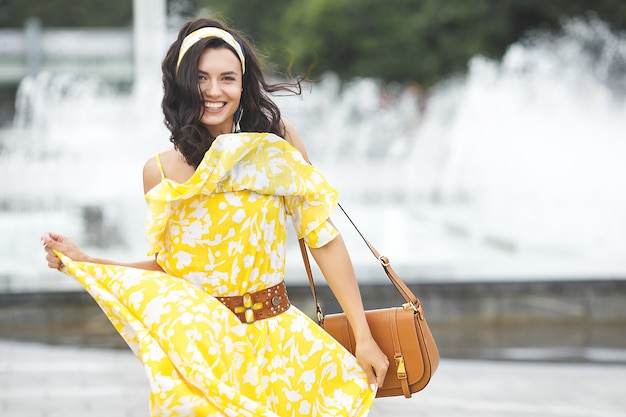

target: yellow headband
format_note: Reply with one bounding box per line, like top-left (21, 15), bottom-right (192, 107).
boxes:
top-left (176, 27), bottom-right (246, 74)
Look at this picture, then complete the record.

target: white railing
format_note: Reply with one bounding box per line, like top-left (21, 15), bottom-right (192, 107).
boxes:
top-left (0, 19), bottom-right (134, 85)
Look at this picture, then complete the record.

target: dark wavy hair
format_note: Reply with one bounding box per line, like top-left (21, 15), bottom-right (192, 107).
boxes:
top-left (162, 17), bottom-right (303, 168)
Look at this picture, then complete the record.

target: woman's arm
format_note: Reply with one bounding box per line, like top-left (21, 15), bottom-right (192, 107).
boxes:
top-left (309, 234), bottom-right (389, 391)
top-left (42, 155), bottom-right (168, 272)
top-left (284, 119), bottom-right (389, 389)
top-left (42, 232), bottom-right (163, 271)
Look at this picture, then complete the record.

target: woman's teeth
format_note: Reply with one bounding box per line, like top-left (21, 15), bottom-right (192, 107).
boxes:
top-left (205, 102), bottom-right (225, 109)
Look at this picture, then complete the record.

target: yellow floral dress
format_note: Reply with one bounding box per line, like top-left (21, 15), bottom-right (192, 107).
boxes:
top-left (57, 132), bottom-right (374, 417)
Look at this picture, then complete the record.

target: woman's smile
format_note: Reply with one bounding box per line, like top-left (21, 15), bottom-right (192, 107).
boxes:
top-left (204, 101), bottom-right (226, 111)
top-left (197, 47), bottom-right (243, 136)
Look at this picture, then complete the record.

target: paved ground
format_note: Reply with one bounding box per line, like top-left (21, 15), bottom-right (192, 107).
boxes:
top-left (1, 339), bottom-right (625, 417)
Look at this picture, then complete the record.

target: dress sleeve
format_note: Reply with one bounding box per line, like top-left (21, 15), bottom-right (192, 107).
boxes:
top-left (303, 220), bottom-right (339, 248)
top-left (284, 190), bottom-right (339, 248)
top-left (143, 133), bottom-right (341, 253)
top-left (256, 137), bottom-right (340, 248)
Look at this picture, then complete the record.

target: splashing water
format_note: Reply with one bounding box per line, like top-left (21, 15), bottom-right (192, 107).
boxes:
top-left (280, 17), bottom-right (626, 279)
top-left (1, 17), bottom-right (625, 291)
top-left (403, 18), bottom-right (626, 262)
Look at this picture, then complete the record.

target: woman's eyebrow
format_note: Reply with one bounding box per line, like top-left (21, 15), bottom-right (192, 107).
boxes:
top-left (198, 69), bottom-right (240, 76)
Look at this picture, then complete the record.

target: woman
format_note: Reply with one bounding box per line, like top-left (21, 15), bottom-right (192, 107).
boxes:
top-left (42, 17), bottom-right (388, 417)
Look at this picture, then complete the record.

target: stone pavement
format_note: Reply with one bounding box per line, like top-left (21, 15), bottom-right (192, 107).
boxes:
top-left (1, 339), bottom-right (625, 417)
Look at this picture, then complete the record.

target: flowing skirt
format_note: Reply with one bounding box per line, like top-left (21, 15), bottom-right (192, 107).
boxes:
top-left (58, 253), bottom-right (374, 417)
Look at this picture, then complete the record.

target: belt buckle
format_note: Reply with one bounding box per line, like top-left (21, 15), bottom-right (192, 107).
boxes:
top-left (234, 292), bottom-right (263, 324)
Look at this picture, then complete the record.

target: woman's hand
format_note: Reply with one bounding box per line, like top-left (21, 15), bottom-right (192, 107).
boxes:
top-left (355, 335), bottom-right (389, 393)
top-left (41, 232), bottom-right (88, 269)
top-left (308, 233), bottom-right (390, 393)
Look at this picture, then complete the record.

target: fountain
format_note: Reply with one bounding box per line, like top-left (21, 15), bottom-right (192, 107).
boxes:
top-left (404, 18), bottom-right (626, 279)
top-left (0, 0), bottom-right (168, 291)
top-left (1, 15), bottom-right (625, 292)
top-left (278, 17), bottom-right (626, 281)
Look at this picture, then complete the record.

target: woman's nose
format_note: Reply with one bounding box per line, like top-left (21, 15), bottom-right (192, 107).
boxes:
top-left (202, 80), bottom-right (220, 97)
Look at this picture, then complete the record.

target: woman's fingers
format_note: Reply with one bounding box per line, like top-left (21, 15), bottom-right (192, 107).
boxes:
top-left (355, 339), bottom-right (389, 394)
top-left (45, 251), bottom-right (63, 269)
top-left (41, 232), bottom-right (65, 269)
top-left (370, 354), bottom-right (388, 389)
top-left (375, 361), bottom-right (387, 389)
top-left (367, 367), bottom-right (379, 393)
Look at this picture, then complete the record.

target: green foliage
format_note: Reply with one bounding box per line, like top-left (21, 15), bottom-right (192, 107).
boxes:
top-left (0, 0), bottom-right (132, 28)
top-left (203, 0), bottom-right (626, 85)
top-left (197, 0), bottom-right (294, 73)
top-left (4, 0), bottom-right (625, 84)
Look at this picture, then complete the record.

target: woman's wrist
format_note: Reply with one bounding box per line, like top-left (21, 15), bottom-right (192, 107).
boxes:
top-left (351, 318), bottom-right (374, 343)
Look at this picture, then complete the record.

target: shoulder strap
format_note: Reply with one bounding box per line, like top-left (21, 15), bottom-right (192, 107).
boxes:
top-left (155, 153), bottom-right (165, 179)
top-left (299, 238), bottom-right (325, 324)
top-left (300, 203), bottom-right (422, 325)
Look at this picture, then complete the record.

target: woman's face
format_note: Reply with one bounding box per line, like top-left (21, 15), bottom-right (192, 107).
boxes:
top-left (197, 47), bottom-right (243, 137)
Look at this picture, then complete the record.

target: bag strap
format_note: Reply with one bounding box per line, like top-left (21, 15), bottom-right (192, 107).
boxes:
top-left (299, 237), bottom-right (325, 324)
top-left (299, 203), bottom-right (422, 324)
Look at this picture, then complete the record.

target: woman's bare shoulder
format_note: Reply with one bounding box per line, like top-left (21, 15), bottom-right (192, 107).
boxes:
top-left (142, 147), bottom-right (176, 194)
top-left (281, 119), bottom-right (310, 162)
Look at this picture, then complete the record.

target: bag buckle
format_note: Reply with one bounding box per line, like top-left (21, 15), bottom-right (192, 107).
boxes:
top-left (402, 301), bottom-right (418, 312)
top-left (395, 354), bottom-right (407, 379)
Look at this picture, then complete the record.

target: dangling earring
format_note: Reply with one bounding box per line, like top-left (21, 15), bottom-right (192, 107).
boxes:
top-left (233, 104), bottom-right (244, 133)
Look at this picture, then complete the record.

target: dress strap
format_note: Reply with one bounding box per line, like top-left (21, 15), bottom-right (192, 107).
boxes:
top-left (155, 153), bottom-right (165, 179)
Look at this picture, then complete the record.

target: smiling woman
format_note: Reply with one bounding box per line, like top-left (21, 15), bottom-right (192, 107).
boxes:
top-left (197, 48), bottom-right (243, 137)
top-left (41, 16), bottom-right (388, 417)
top-left (159, 19), bottom-right (303, 169)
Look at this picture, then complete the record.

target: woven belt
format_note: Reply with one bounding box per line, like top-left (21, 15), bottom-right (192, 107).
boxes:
top-left (216, 281), bottom-right (290, 324)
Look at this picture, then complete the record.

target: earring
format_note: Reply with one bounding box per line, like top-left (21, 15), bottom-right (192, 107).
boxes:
top-left (233, 104), bottom-right (244, 133)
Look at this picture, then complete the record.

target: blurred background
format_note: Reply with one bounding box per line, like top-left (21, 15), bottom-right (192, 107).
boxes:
top-left (0, 0), bottom-right (625, 414)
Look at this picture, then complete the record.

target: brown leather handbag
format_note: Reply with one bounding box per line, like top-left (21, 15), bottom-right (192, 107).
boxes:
top-left (299, 204), bottom-right (439, 398)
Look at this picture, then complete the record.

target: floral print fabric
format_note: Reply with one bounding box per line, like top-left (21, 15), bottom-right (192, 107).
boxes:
top-left (57, 133), bottom-right (374, 416)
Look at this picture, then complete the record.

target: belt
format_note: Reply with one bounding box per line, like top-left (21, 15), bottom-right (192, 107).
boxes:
top-left (216, 281), bottom-right (290, 324)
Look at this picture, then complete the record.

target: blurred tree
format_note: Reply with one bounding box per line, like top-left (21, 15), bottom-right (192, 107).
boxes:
top-left (0, 0), bottom-right (132, 28)
top-left (204, 0), bottom-right (626, 85)
top-left (3, 0), bottom-right (625, 84)
top-left (191, 0), bottom-right (294, 73)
